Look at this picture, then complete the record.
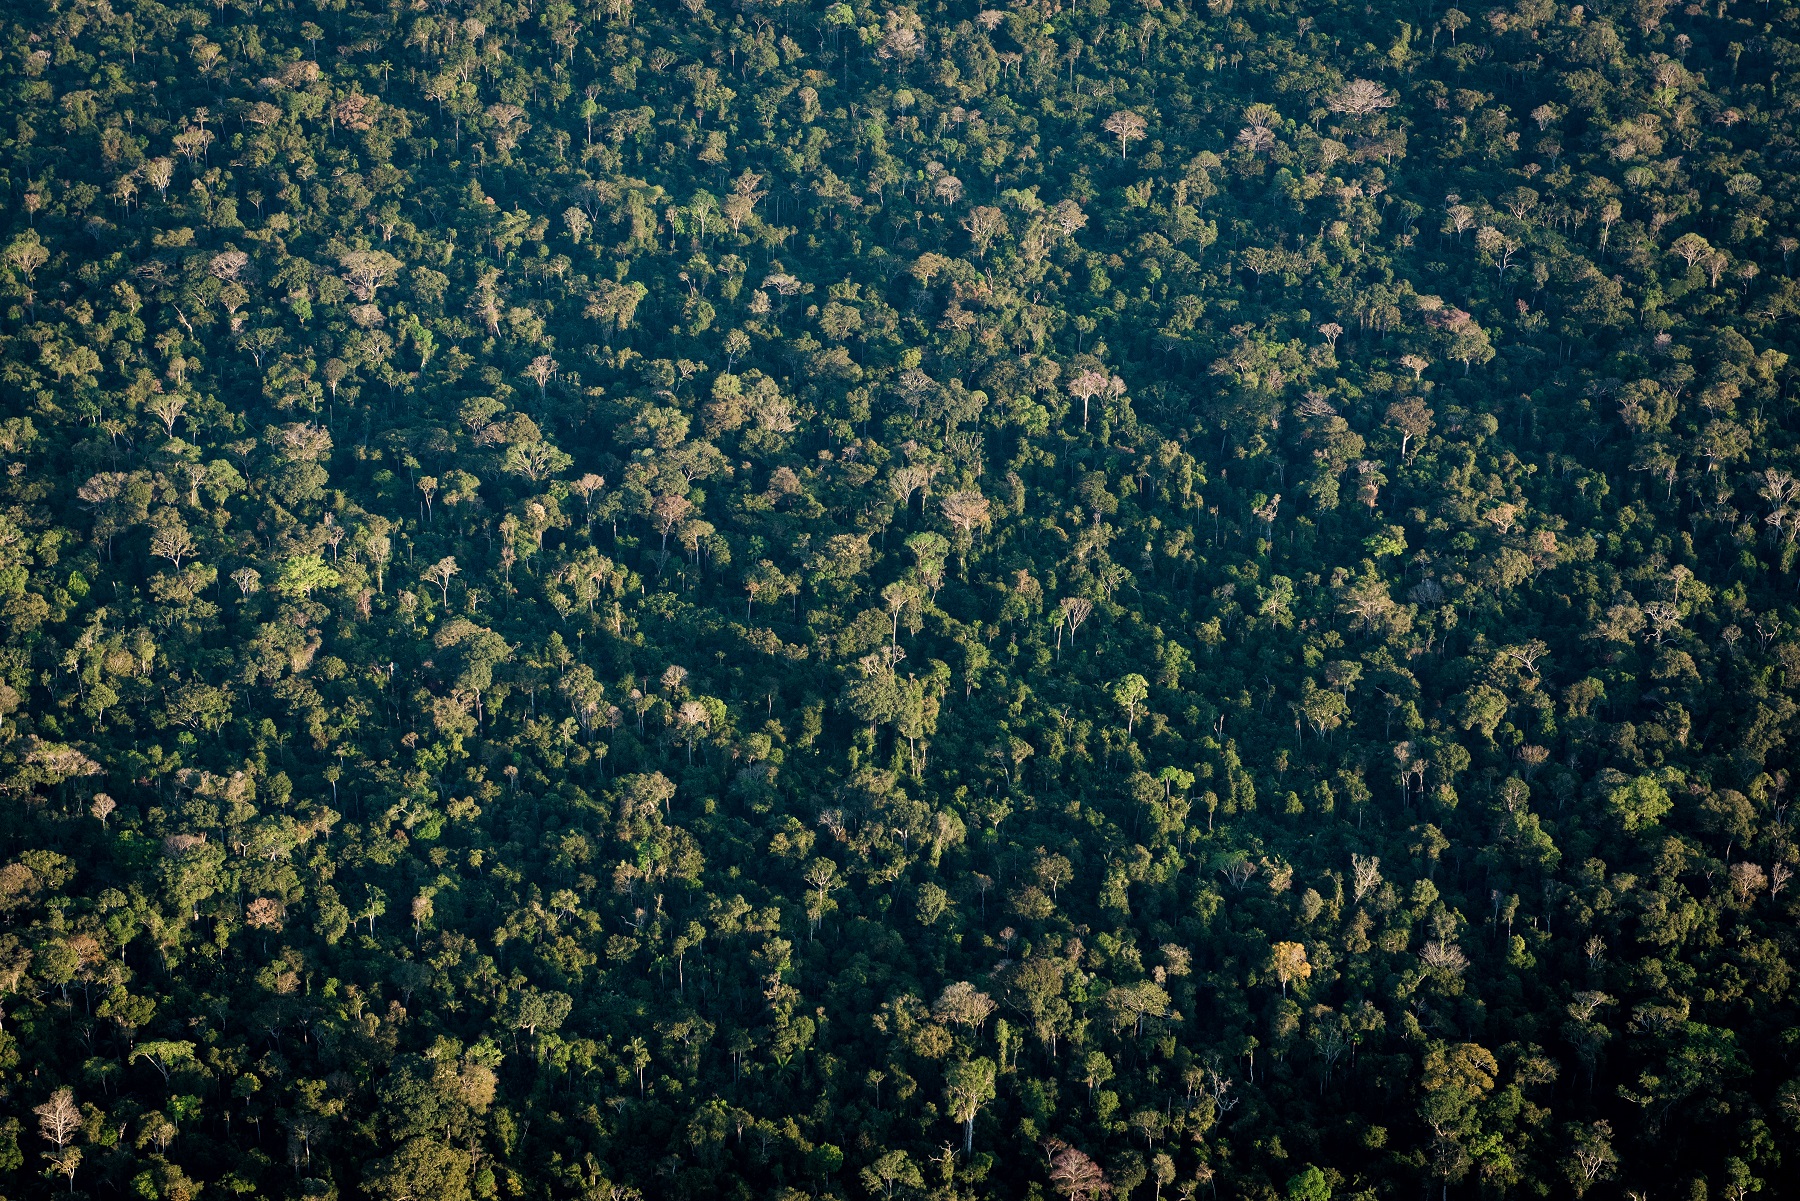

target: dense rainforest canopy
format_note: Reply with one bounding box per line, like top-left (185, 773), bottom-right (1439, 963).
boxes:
top-left (3, 0), bottom-right (1800, 1198)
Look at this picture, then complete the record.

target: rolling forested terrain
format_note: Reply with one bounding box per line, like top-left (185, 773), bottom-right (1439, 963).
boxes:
top-left (5, 0), bottom-right (1800, 1198)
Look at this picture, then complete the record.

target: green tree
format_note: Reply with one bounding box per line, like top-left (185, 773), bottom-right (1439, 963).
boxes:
top-left (944, 1058), bottom-right (996, 1153)
top-left (1112, 674), bottom-right (1150, 736)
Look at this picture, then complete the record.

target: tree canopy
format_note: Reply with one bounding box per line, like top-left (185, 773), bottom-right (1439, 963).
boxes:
top-left (1, 0), bottom-right (1800, 1199)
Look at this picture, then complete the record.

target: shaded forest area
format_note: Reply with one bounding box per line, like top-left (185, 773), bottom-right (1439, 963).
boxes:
top-left (1, 0), bottom-right (1799, 1198)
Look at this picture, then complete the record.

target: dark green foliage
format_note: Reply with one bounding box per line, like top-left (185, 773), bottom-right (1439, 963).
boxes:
top-left (1, 0), bottom-right (1800, 1199)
